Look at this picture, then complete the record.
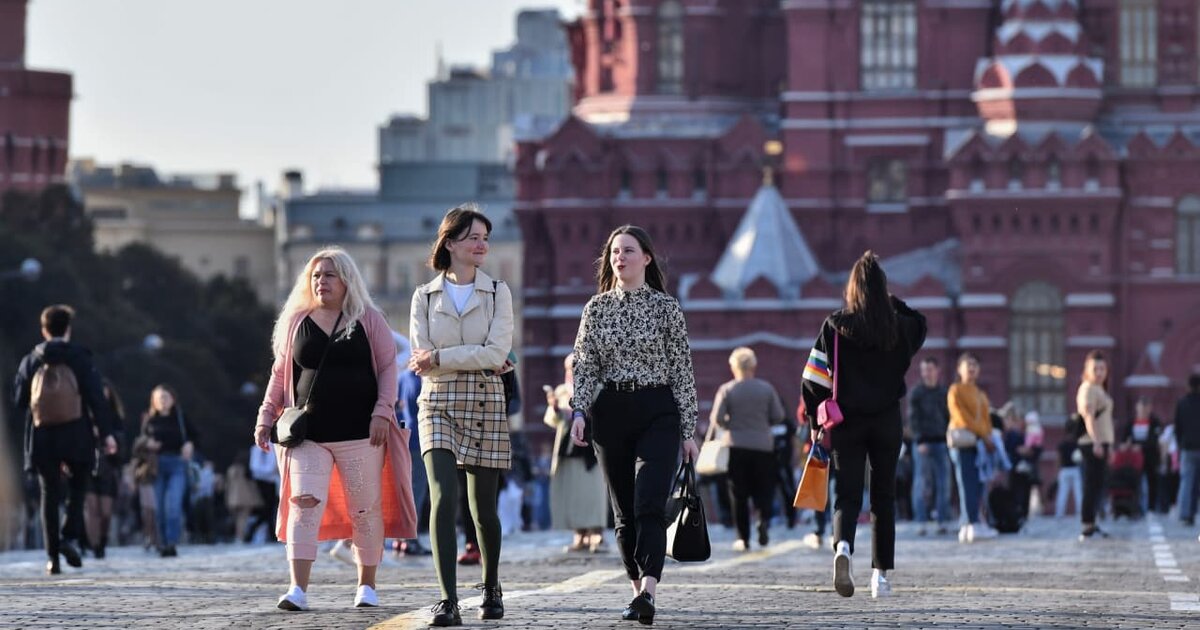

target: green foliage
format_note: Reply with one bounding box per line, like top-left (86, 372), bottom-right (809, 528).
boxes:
top-left (0, 186), bottom-right (274, 469)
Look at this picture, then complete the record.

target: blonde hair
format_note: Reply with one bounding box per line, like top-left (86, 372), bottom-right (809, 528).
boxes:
top-left (729, 346), bottom-right (757, 375)
top-left (271, 247), bottom-right (379, 358)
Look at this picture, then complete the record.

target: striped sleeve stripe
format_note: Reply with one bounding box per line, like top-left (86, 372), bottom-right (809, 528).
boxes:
top-left (803, 349), bottom-right (833, 389)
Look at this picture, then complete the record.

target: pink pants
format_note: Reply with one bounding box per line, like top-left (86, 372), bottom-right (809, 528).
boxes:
top-left (286, 438), bottom-right (384, 565)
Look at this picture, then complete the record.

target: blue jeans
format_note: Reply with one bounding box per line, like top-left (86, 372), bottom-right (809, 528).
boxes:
top-left (155, 454), bottom-right (188, 546)
top-left (912, 441), bottom-right (952, 525)
top-left (950, 446), bottom-right (982, 525)
top-left (1177, 449), bottom-right (1200, 522)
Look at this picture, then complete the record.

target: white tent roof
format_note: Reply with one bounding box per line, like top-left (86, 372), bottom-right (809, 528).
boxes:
top-left (710, 183), bottom-right (820, 299)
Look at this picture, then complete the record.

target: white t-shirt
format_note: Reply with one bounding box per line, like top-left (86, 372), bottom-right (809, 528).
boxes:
top-left (445, 280), bottom-right (474, 315)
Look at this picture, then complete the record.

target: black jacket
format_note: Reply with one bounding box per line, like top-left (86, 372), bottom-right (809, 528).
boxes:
top-left (1175, 392), bottom-right (1200, 451)
top-left (802, 297), bottom-right (927, 430)
top-left (907, 382), bottom-right (950, 443)
top-left (12, 339), bottom-right (114, 471)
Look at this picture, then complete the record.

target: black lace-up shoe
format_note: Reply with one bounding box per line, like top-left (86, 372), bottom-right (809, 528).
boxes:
top-left (429, 599), bottom-right (461, 627)
top-left (627, 592), bottom-right (655, 625)
top-left (476, 583), bottom-right (504, 620)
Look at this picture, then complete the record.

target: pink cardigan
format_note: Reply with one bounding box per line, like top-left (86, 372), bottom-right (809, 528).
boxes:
top-left (257, 307), bottom-right (417, 542)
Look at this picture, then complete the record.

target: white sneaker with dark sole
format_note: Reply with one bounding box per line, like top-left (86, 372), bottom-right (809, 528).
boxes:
top-left (833, 541), bottom-right (854, 597)
top-left (870, 570), bottom-right (892, 598)
top-left (354, 584), bottom-right (378, 608)
top-left (277, 585), bottom-right (308, 611)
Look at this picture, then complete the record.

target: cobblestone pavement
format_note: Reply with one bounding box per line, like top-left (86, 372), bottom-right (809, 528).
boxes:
top-left (2, 514), bottom-right (1200, 629)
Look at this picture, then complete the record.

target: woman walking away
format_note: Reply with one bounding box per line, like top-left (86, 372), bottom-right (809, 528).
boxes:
top-left (255, 247), bottom-right (417, 611)
top-left (801, 251), bottom-right (926, 599)
top-left (545, 353), bottom-right (608, 554)
top-left (1077, 350), bottom-right (1114, 541)
top-left (947, 354), bottom-right (999, 543)
top-left (569, 224), bottom-right (699, 624)
top-left (711, 346), bottom-right (785, 551)
top-left (85, 379), bottom-right (126, 559)
top-left (140, 384), bottom-right (198, 558)
top-left (410, 205), bottom-right (514, 626)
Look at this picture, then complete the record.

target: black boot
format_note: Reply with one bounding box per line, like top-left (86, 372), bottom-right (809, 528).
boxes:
top-left (478, 583), bottom-right (504, 620)
top-left (59, 541), bottom-right (82, 568)
top-left (429, 599), bottom-right (462, 627)
top-left (45, 559), bottom-right (61, 575)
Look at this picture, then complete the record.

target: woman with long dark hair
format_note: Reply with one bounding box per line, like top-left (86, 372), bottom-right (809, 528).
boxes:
top-left (569, 225), bottom-right (698, 624)
top-left (801, 251), bottom-right (926, 599)
top-left (1077, 350), bottom-right (1114, 540)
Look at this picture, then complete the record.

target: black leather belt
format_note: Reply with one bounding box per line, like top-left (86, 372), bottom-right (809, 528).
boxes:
top-left (605, 380), bottom-right (665, 393)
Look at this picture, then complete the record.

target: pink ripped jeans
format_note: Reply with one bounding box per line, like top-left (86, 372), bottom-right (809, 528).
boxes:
top-left (286, 438), bottom-right (384, 565)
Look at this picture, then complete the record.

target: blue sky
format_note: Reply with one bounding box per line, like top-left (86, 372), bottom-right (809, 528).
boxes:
top-left (27, 0), bottom-right (582, 198)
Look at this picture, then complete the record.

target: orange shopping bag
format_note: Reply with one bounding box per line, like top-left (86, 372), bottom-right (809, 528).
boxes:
top-left (793, 436), bottom-right (830, 510)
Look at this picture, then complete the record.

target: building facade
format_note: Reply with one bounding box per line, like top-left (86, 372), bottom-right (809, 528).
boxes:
top-left (378, 9), bottom-right (572, 165)
top-left (71, 160), bottom-right (276, 304)
top-left (515, 0), bottom-right (1200, 425)
top-left (0, 0), bottom-right (71, 196)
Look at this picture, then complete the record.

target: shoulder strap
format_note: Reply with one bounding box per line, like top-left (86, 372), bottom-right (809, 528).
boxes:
top-left (299, 311), bottom-right (343, 408)
top-left (176, 407), bottom-right (188, 443)
top-left (830, 332), bottom-right (839, 401)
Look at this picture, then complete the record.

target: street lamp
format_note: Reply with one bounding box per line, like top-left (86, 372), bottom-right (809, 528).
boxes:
top-left (0, 258), bottom-right (41, 283)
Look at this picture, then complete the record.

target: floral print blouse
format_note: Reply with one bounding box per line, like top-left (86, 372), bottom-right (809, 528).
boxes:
top-left (570, 283), bottom-right (698, 439)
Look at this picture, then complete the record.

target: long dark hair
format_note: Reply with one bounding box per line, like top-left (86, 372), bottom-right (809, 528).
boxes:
top-left (837, 251), bottom-right (898, 350)
top-left (428, 203), bottom-right (493, 271)
top-left (595, 225), bottom-right (668, 294)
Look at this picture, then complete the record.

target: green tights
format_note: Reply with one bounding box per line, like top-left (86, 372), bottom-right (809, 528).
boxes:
top-left (424, 449), bottom-right (502, 602)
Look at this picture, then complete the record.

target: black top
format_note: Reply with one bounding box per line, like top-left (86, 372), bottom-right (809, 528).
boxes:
top-left (1176, 393), bottom-right (1200, 451)
top-left (802, 297), bottom-right (928, 430)
top-left (907, 382), bottom-right (950, 443)
top-left (13, 339), bottom-right (115, 471)
top-left (292, 316), bottom-right (378, 443)
top-left (142, 409), bottom-right (199, 456)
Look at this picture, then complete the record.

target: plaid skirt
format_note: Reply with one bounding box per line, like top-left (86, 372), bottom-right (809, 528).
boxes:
top-left (418, 372), bottom-right (511, 469)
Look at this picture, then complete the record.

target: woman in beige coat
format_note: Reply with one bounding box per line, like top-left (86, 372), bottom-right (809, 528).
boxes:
top-left (544, 353), bottom-right (609, 553)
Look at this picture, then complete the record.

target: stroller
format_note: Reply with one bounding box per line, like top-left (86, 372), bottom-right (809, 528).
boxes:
top-left (1108, 447), bottom-right (1144, 519)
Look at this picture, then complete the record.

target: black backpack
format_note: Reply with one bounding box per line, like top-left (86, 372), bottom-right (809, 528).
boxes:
top-left (987, 485), bottom-right (1023, 534)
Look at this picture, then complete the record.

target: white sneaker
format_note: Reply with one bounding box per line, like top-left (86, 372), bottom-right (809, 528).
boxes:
top-left (732, 539), bottom-right (748, 552)
top-left (277, 585), bottom-right (308, 611)
top-left (802, 532), bottom-right (822, 550)
top-left (833, 541), bottom-right (854, 597)
top-left (329, 541), bottom-right (355, 566)
top-left (870, 569), bottom-right (892, 598)
top-left (973, 525), bottom-right (998, 540)
top-left (354, 584), bottom-right (379, 608)
top-left (958, 524), bottom-right (973, 543)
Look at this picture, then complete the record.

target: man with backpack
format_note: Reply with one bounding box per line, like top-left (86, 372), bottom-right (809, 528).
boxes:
top-left (13, 305), bottom-right (116, 574)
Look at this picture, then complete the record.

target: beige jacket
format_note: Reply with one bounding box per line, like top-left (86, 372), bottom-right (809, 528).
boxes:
top-left (410, 269), bottom-right (514, 381)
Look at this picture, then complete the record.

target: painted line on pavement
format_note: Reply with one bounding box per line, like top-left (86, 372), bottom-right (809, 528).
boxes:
top-left (1170, 592), bottom-right (1200, 611)
top-left (678, 539), bottom-right (805, 574)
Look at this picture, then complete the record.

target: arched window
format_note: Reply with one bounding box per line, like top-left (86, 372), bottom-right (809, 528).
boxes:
top-left (1008, 282), bottom-right (1066, 419)
top-left (657, 0), bottom-right (684, 94)
top-left (1177, 195), bottom-right (1200, 275)
top-left (861, 0), bottom-right (917, 90)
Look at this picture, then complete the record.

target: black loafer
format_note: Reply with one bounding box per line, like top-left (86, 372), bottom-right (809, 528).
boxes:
top-left (621, 605), bottom-right (640, 621)
top-left (628, 592), bottom-right (655, 625)
top-left (429, 599), bottom-right (462, 627)
top-left (477, 584), bottom-right (504, 620)
top-left (60, 542), bottom-right (82, 568)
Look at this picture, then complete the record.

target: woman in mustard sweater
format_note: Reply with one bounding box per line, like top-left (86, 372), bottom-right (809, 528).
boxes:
top-left (946, 353), bottom-right (998, 543)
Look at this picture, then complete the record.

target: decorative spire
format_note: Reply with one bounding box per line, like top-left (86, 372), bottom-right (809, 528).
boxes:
top-left (710, 180), bottom-right (819, 300)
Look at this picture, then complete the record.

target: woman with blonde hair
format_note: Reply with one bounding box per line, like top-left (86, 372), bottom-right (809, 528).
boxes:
top-left (544, 353), bottom-right (608, 553)
top-left (710, 346), bottom-right (785, 552)
top-left (1076, 350), bottom-right (1114, 541)
top-left (255, 246), bottom-right (416, 611)
top-left (410, 205), bottom-right (514, 626)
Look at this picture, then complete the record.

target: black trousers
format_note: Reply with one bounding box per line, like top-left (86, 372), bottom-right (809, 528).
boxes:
top-left (1080, 445), bottom-right (1109, 527)
top-left (773, 441), bottom-right (798, 528)
top-left (592, 386), bottom-right (679, 582)
top-left (35, 458), bottom-right (90, 561)
top-left (829, 406), bottom-right (902, 571)
top-left (727, 447), bottom-right (775, 543)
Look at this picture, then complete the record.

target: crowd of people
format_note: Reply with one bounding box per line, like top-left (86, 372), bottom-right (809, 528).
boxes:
top-left (8, 203), bottom-right (1200, 624)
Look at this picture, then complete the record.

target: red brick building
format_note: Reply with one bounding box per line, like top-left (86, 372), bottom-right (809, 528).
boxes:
top-left (0, 0), bottom-right (72, 195)
top-left (515, 0), bottom-right (1200, 426)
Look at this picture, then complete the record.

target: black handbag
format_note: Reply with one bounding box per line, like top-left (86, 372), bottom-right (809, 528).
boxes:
top-left (271, 312), bottom-right (342, 448)
top-left (665, 460), bottom-right (711, 562)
